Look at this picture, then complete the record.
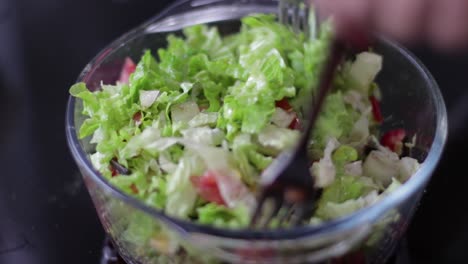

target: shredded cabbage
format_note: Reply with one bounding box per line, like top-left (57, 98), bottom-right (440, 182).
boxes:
top-left (70, 13), bottom-right (419, 230)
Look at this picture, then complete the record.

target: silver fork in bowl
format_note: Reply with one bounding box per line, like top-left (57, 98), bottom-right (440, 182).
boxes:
top-left (250, 1), bottom-right (370, 228)
top-left (278, 0), bottom-right (313, 37)
top-left (250, 39), bottom-right (346, 228)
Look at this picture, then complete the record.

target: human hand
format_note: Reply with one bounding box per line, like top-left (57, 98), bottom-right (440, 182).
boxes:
top-left (313, 0), bottom-right (468, 51)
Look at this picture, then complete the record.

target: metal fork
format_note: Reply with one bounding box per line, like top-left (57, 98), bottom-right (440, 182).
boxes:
top-left (278, 0), bottom-right (313, 38)
top-left (250, 39), bottom-right (346, 228)
top-left (249, 0), bottom-right (370, 228)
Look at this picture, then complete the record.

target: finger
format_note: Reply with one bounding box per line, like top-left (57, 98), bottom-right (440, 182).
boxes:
top-left (314, 0), bottom-right (372, 34)
top-left (374, 0), bottom-right (427, 44)
top-left (427, 0), bottom-right (468, 50)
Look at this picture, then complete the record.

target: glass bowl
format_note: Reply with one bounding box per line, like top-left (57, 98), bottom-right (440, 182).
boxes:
top-left (65, 0), bottom-right (447, 263)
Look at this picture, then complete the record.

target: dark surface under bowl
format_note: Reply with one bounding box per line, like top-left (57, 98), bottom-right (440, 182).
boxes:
top-left (1, 0), bottom-right (468, 263)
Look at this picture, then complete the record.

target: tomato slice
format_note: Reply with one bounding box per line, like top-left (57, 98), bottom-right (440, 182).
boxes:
top-left (133, 111), bottom-right (143, 126)
top-left (288, 116), bottom-right (301, 130)
top-left (130, 184), bottom-right (139, 194)
top-left (369, 95), bottom-right (384, 123)
top-left (381, 128), bottom-right (406, 152)
top-left (190, 171), bottom-right (226, 206)
top-left (118, 57), bottom-right (136, 84)
top-left (110, 166), bottom-right (118, 177)
top-left (275, 98), bottom-right (293, 111)
top-left (276, 98), bottom-right (301, 130)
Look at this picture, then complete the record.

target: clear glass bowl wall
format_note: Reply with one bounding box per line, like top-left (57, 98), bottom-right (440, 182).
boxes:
top-left (66, 0), bottom-right (447, 263)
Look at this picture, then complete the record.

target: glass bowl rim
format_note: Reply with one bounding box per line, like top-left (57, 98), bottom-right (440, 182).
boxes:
top-left (65, 1), bottom-right (448, 240)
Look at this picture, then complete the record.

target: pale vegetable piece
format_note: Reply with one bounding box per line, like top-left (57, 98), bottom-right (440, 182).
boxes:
top-left (121, 125), bottom-right (161, 159)
top-left (380, 178), bottom-right (402, 198)
top-left (257, 124), bottom-right (300, 153)
top-left (270, 107), bottom-right (295, 128)
top-left (344, 90), bottom-right (368, 113)
top-left (311, 138), bottom-right (340, 188)
top-left (90, 152), bottom-right (106, 172)
top-left (188, 112), bottom-right (218, 127)
top-left (398, 157), bottom-right (420, 182)
top-left (148, 159), bottom-right (161, 174)
top-left (344, 161), bottom-right (363, 176)
top-left (348, 109), bottom-right (371, 148)
top-left (181, 127), bottom-right (224, 146)
top-left (363, 149), bottom-right (400, 187)
top-left (90, 127), bottom-right (104, 144)
top-left (348, 52), bottom-right (383, 93)
top-left (158, 153), bottom-right (177, 174)
top-left (139, 90), bottom-right (160, 108)
top-left (145, 138), bottom-right (180, 154)
top-left (171, 100), bottom-right (200, 123)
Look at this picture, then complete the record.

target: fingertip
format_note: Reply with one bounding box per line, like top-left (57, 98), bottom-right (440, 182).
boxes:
top-left (427, 0), bottom-right (468, 52)
top-left (313, 0), bottom-right (372, 29)
top-left (374, 0), bottom-right (426, 45)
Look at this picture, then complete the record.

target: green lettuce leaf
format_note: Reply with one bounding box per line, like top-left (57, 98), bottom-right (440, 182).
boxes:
top-left (310, 92), bottom-right (359, 157)
top-left (197, 203), bottom-right (249, 228)
top-left (165, 152), bottom-right (205, 218)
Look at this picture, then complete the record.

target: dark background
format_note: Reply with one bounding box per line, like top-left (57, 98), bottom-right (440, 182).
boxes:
top-left (1, 0), bottom-right (467, 263)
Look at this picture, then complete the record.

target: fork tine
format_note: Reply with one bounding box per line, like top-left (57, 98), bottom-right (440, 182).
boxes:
top-left (291, 4), bottom-right (301, 33)
top-left (278, 0), bottom-right (288, 24)
top-left (278, 203), bottom-right (295, 226)
top-left (250, 192), bottom-right (267, 227)
top-left (290, 206), bottom-right (305, 226)
top-left (301, 5), bottom-right (310, 38)
top-left (260, 196), bottom-right (283, 228)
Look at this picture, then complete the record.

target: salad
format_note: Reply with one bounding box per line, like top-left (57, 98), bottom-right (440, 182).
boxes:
top-left (70, 14), bottom-right (420, 228)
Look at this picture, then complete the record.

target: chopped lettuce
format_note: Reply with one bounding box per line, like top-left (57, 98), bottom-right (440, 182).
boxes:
top-left (165, 152), bottom-right (204, 218)
top-left (309, 92), bottom-right (360, 158)
top-left (256, 124), bottom-right (300, 154)
top-left (197, 203), bottom-right (249, 228)
top-left (70, 12), bottom-right (419, 233)
top-left (317, 191), bottom-right (379, 220)
top-left (347, 52), bottom-right (383, 94)
top-left (232, 133), bottom-right (272, 186)
top-left (363, 149), bottom-right (400, 188)
top-left (398, 157), bottom-right (420, 183)
top-left (146, 176), bottom-right (167, 210)
top-left (316, 174), bottom-right (380, 219)
top-left (332, 145), bottom-right (358, 166)
top-left (311, 138), bottom-right (340, 188)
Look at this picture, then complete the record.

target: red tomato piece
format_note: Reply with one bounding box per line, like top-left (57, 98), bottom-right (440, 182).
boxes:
top-left (109, 166), bottom-right (118, 177)
top-left (369, 95), bottom-right (384, 123)
top-left (133, 111), bottom-right (142, 126)
top-left (276, 98), bottom-right (301, 130)
top-left (190, 172), bottom-right (226, 206)
top-left (275, 98), bottom-right (292, 111)
top-left (118, 57), bottom-right (136, 84)
top-left (381, 128), bottom-right (406, 152)
top-left (288, 116), bottom-right (301, 130)
top-left (130, 184), bottom-right (139, 194)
